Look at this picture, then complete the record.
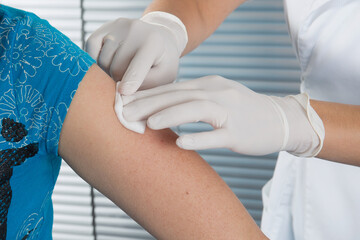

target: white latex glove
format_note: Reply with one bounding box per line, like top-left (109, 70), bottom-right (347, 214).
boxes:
top-left (122, 76), bottom-right (325, 157)
top-left (85, 12), bottom-right (188, 95)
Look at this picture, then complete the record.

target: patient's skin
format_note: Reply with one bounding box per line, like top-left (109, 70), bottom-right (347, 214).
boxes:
top-left (58, 64), bottom-right (268, 240)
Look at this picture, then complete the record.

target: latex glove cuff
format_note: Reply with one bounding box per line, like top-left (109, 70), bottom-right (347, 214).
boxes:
top-left (141, 11), bottom-right (188, 56)
top-left (270, 93), bottom-right (325, 158)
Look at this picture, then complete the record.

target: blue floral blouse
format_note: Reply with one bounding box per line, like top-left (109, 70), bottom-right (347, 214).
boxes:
top-left (0, 5), bottom-right (95, 239)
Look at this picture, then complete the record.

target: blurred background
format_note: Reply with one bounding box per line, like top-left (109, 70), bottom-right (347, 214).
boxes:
top-left (2, 0), bottom-right (301, 239)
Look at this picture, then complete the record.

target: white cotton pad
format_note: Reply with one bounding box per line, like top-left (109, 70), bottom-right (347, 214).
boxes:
top-left (114, 82), bottom-right (146, 134)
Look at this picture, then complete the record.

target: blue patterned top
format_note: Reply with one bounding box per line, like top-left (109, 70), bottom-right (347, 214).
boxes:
top-left (0, 5), bottom-right (95, 239)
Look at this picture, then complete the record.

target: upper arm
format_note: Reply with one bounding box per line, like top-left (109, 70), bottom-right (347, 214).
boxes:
top-left (58, 64), bottom-right (265, 239)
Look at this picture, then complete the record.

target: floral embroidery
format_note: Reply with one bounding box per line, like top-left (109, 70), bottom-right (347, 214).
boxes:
top-left (47, 102), bottom-right (68, 149)
top-left (0, 27), bottom-right (44, 85)
top-left (0, 86), bottom-right (48, 148)
top-left (46, 31), bottom-right (92, 76)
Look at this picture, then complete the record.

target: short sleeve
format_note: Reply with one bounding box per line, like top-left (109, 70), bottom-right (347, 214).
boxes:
top-left (0, 9), bottom-right (96, 156)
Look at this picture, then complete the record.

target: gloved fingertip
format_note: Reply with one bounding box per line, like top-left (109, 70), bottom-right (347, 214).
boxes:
top-left (176, 136), bottom-right (194, 150)
top-left (175, 138), bottom-right (184, 149)
top-left (147, 116), bottom-right (162, 130)
top-left (85, 41), bottom-right (101, 61)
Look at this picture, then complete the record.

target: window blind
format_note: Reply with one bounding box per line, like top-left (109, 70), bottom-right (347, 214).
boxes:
top-left (2, 0), bottom-right (301, 239)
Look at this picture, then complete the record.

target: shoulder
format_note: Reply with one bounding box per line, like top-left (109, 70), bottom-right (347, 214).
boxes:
top-left (0, 5), bottom-right (95, 155)
top-left (0, 5), bottom-right (43, 39)
top-left (0, 4), bottom-right (28, 22)
top-left (0, 4), bottom-right (95, 86)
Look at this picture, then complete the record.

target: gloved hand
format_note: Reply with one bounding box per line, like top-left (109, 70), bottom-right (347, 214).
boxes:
top-left (122, 75), bottom-right (325, 157)
top-left (85, 12), bottom-right (188, 95)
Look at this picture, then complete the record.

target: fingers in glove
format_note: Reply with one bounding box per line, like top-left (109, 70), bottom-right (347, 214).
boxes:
top-left (147, 100), bottom-right (227, 130)
top-left (97, 37), bottom-right (120, 73)
top-left (85, 32), bottom-right (108, 61)
top-left (176, 129), bottom-right (231, 150)
top-left (122, 77), bottom-right (210, 105)
top-left (123, 90), bottom-right (209, 121)
top-left (108, 40), bottom-right (136, 83)
top-left (118, 42), bottom-right (162, 95)
top-left (138, 61), bottom-right (178, 90)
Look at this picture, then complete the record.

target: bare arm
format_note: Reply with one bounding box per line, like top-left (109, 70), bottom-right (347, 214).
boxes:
top-left (144, 0), bottom-right (246, 55)
top-left (311, 100), bottom-right (360, 166)
top-left (58, 65), bottom-right (267, 240)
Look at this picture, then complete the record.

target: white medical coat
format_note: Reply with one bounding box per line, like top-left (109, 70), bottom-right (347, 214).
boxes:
top-left (261, 0), bottom-right (360, 239)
